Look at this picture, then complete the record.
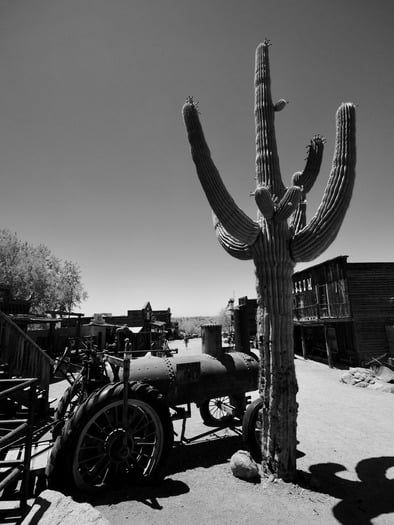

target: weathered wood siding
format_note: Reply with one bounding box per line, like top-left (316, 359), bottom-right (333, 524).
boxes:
top-left (238, 297), bottom-right (257, 337)
top-left (346, 263), bottom-right (394, 363)
top-left (293, 256), bottom-right (351, 321)
top-left (0, 312), bottom-right (52, 404)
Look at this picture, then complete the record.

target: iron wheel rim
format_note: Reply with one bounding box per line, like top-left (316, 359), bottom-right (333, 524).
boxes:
top-left (208, 396), bottom-right (231, 423)
top-left (72, 398), bottom-right (164, 490)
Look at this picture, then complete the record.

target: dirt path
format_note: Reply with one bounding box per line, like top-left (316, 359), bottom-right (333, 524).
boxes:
top-left (81, 348), bottom-right (394, 525)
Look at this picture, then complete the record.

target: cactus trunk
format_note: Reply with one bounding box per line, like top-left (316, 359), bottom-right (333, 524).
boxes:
top-left (252, 223), bottom-right (298, 479)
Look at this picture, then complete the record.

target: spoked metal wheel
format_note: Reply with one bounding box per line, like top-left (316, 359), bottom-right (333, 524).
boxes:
top-left (46, 382), bottom-right (173, 494)
top-left (73, 398), bottom-right (164, 490)
top-left (242, 397), bottom-right (263, 462)
top-left (199, 396), bottom-right (235, 426)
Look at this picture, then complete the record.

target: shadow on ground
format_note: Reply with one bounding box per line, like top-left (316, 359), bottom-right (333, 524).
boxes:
top-left (168, 432), bottom-right (304, 474)
top-left (84, 434), bottom-right (242, 508)
top-left (168, 434), bottom-right (243, 474)
top-left (73, 434), bottom-right (306, 508)
top-left (89, 477), bottom-right (190, 510)
top-left (298, 456), bottom-right (394, 524)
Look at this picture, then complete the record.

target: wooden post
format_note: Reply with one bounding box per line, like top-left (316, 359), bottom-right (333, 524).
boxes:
top-left (324, 325), bottom-right (334, 368)
top-left (239, 304), bottom-right (251, 353)
top-left (233, 306), bottom-right (251, 354)
top-left (233, 308), bottom-right (241, 352)
top-left (48, 322), bottom-right (55, 358)
top-left (300, 326), bottom-right (308, 359)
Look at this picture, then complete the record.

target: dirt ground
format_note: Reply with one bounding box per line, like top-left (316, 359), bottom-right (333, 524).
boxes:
top-left (53, 339), bottom-right (394, 524)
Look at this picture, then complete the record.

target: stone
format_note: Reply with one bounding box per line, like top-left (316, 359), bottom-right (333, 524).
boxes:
top-left (22, 489), bottom-right (110, 525)
top-left (340, 372), bottom-right (353, 383)
top-left (230, 450), bottom-right (260, 481)
top-left (349, 367), bottom-right (367, 374)
top-left (354, 381), bottom-right (368, 388)
top-left (373, 382), bottom-right (394, 394)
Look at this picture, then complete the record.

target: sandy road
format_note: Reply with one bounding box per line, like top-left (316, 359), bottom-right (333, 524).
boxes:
top-left (50, 339), bottom-right (394, 524)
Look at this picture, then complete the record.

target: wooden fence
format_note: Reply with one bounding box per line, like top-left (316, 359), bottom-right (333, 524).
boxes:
top-left (0, 312), bottom-right (53, 406)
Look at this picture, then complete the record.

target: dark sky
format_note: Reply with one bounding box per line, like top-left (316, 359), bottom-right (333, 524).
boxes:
top-left (0, 0), bottom-right (393, 316)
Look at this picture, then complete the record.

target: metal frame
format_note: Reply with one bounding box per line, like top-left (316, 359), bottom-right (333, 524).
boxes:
top-left (179, 406), bottom-right (242, 444)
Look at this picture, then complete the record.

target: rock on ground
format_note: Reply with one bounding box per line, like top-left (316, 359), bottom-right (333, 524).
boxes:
top-left (230, 450), bottom-right (260, 481)
top-left (22, 489), bottom-right (109, 525)
top-left (340, 366), bottom-right (394, 392)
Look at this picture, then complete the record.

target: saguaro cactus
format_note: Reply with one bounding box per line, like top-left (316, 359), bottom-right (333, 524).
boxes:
top-left (182, 40), bottom-right (356, 481)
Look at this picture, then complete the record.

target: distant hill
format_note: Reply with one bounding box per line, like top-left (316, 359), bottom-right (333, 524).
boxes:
top-left (173, 316), bottom-right (219, 336)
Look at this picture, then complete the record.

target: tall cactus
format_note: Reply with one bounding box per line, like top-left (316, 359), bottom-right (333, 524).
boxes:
top-left (182, 41), bottom-right (356, 481)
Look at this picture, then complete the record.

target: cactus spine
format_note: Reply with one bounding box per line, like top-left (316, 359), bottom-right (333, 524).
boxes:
top-left (182, 40), bottom-right (356, 481)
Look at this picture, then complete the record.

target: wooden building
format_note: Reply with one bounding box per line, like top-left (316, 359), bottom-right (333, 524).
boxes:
top-left (293, 256), bottom-right (394, 366)
top-left (233, 296), bottom-right (257, 353)
top-left (0, 285), bottom-right (30, 315)
top-left (235, 256), bottom-right (394, 366)
top-left (53, 302), bottom-right (178, 351)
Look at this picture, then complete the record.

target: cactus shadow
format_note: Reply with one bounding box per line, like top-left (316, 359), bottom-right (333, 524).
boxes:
top-left (168, 434), bottom-right (305, 475)
top-left (297, 456), bottom-right (394, 524)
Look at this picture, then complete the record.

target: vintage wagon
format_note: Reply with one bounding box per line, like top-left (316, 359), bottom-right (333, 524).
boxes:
top-left (46, 326), bottom-right (261, 494)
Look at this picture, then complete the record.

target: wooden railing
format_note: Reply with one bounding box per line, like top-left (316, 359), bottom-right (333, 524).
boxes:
top-left (0, 312), bottom-right (53, 406)
top-left (0, 378), bottom-right (37, 514)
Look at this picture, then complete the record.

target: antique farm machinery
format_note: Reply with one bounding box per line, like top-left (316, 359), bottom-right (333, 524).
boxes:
top-left (46, 329), bottom-right (260, 494)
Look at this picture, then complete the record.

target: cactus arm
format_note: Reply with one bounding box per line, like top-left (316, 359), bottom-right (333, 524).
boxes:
top-left (255, 40), bottom-right (286, 199)
top-left (274, 186), bottom-right (302, 223)
top-left (290, 103), bottom-right (356, 262)
top-left (290, 136), bottom-right (325, 232)
top-left (183, 102), bottom-right (260, 246)
top-left (254, 185), bottom-right (275, 220)
top-left (255, 183), bottom-right (302, 224)
top-left (290, 200), bottom-right (307, 233)
top-left (274, 99), bottom-right (288, 112)
top-left (291, 135), bottom-right (325, 193)
top-left (213, 214), bottom-right (253, 260)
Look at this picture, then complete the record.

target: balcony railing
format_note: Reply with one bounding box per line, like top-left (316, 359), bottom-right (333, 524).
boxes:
top-left (294, 301), bottom-right (351, 321)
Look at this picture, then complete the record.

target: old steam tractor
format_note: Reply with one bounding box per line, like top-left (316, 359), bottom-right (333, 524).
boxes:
top-left (46, 326), bottom-right (260, 494)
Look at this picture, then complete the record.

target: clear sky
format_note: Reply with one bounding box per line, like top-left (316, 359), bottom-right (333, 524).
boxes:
top-left (0, 0), bottom-right (393, 317)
